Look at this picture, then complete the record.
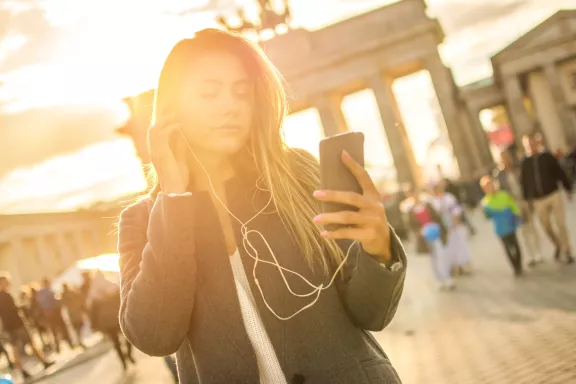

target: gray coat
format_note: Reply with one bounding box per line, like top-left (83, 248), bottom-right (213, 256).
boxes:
top-left (117, 165), bottom-right (407, 384)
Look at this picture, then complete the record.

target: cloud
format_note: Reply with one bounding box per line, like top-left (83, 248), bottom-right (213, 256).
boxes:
top-left (0, 0), bottom-right (62, 73)
top-left (428, 0), bottom-right (530, 35)
top-left (0, 104), bottom-right (127, 177)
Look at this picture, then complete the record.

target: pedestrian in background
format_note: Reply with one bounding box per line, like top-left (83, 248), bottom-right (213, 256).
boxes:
top-left (520, 133), bottom-right (573, 264)
top-left (497, 149), bottom-right (543, 266)
top-left (480, 176), bottom-right (523, 276)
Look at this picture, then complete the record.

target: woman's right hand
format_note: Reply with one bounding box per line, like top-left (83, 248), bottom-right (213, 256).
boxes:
top-left (148, 115), bottom-right (190, 194)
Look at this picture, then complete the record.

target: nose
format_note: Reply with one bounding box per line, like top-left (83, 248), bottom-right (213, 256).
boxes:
top-left (221, 88), bottom-right (242, 116)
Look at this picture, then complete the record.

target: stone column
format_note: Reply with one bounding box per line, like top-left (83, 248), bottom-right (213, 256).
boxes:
top-left (468, 106), bottom-right (494, 168)
top-left (543, 62), bottom-right (576, 143)
top-left (9, 239), bottom-right (27, 290)
top-left (56, 233), bottom-right (74, 265)
top-left (502, 75), bottom-right (533, 138)
top-left (313, 95), bottom-right (348, 137)
top-left (34, 236), bottom-right (52, 276)
top-left (425, 54), bottom-right (479, 177)
top-left (368, 73), bottom-right (420, 186)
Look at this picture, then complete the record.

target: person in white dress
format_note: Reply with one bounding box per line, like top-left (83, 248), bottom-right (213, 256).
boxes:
top-left (432, 183), bottom-right (472, 275)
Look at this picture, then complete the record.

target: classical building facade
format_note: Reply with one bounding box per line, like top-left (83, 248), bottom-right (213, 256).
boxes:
top-left (117, 1), bottom-right (576, 185)
top-left (461, 10), bottom-right (576, 155)
top-left (118, 0), bottom-right (488, 185)
top-left (0, 208), bottom-right (119, 292)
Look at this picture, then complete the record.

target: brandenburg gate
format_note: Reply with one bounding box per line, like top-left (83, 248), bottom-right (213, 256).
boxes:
top-left (118, 0), bottom-right (492, 184)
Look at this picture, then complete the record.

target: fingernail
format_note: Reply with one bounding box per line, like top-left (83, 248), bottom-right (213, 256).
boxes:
top-left (313, 190), bottom-right (326, 198)
top-left (342, 150), bottom-right (350, 157)
top-left (320, 231), bottom-right (329, 238)
top-left (313, 215), bottom-right (322, 223)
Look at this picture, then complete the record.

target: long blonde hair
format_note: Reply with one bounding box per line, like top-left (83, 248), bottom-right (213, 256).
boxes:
top-left (145, 29), bottom-right (343, 274)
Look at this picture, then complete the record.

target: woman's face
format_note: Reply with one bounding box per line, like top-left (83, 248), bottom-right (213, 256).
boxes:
top-left (177, 50), bottom-right (254, 159)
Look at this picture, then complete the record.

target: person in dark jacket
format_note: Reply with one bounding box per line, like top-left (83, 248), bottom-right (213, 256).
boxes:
top-left (88, 275), bottom-right (135, 371)
top-left (520, 133), bottom-right (573, 264)
top-left (117, 29), bottom-right (406, 384)
top-left (0, 275), bottom-right (53, 379)
top-left (36, 278), bottom-right (74, 353)
top-left (60, 284), bottom-right (86, 349)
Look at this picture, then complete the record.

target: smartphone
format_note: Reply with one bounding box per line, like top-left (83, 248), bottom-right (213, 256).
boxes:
top-left (319, 132), bottom-right (365, 228)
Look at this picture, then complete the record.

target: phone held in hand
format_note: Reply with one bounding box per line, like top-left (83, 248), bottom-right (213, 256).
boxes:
top-left (319, 132), bottom-right (365, 229)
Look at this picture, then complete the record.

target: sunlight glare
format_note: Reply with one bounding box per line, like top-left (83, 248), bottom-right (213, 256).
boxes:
top-left (77, 253), bottom-right (120, 273)
top-left (0, 139), bottom-right (146, 214)
top-left (282, 109), bottom-right (324, 157)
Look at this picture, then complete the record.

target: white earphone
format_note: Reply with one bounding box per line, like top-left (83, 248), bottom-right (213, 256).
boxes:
top-left (179, 131), bottom-right (356, 321)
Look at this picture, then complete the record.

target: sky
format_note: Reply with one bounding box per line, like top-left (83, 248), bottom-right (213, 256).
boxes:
top-left (0, 0), bottom-right (574, 213)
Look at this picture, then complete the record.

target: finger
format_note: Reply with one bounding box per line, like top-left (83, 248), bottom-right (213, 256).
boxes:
top-left (321, 227), bottom-right (377, 242)
top-left (313, 190), bottom-right (370, 209)
top-left (341, 150), bottom-right (376, 193)
top-left (313, 211), bottom-right (380, 226)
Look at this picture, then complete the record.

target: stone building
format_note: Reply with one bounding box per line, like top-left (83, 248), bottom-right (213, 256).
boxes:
top-left (117, 1), bottom-right (576, 184)
top-left (0, 207), bottom-right (120, 293)
top-left (461, 9), bottom-right (576, 155)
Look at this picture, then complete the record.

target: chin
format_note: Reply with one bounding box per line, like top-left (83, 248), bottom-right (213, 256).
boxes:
top-left (208, 139), bottom-right (246, 157)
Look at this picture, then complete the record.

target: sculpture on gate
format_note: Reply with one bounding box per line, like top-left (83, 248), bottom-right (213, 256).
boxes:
top-left (217, 0), bottom-right (292, 38)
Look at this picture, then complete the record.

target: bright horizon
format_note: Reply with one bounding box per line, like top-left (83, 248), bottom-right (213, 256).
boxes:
top-left (0, 0), bottom-right (574, 213)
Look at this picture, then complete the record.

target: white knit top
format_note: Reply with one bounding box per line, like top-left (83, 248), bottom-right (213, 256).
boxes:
top-left (229, 250), bottom-right (287, 384)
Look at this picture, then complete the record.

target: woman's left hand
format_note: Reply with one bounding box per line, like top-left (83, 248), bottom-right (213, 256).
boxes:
top-left (313, 151), bottom-right (391, 263)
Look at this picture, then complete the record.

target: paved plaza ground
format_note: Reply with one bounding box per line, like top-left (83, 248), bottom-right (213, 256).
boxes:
top-left (377, 205), bottom-right (576, 384)
top-left (34, 202), bottom-right (576, 384)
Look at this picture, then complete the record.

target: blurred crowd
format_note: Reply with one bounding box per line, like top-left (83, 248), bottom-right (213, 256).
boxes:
top-left (388, 132), bottom-right (574, 289)
top-left (0, 271), bottom-right (134, 380)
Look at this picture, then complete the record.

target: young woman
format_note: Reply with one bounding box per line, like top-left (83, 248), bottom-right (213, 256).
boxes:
top-left (118, 29), bottom-right (407, 384)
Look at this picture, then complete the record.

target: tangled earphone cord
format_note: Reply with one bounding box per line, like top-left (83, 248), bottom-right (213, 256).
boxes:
top-left (180, 131), bottom-right (356, 320)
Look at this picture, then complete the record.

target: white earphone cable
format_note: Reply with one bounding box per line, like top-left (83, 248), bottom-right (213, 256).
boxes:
top-left (179, 132), bottom-right (355, 320)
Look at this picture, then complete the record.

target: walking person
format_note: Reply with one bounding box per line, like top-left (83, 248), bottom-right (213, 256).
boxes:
top-left (28, 287), bottom-right (52, 352)
top-left (520, 133), bottom-right (574, 264)
top-left (0, 274), bottom-right (53, 379)
top-left (36, 278), bottom-right (74, 353)
top-left (60, 284), bottom-right (86, 349)
top-left (480, 176), bottom-right (524, 276)
top-left (407, 190), bottom-right (453, 290)
top-left (443, 178), bottom-right (477, 236)
top-left (87, 272), bottom-right (135, 371)
top-left (497, 149), bottom-right (543, 266)
top-left (432, 183), bottom-right (472, 275)
top-left (117, 29), bottom-right (406, 384)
